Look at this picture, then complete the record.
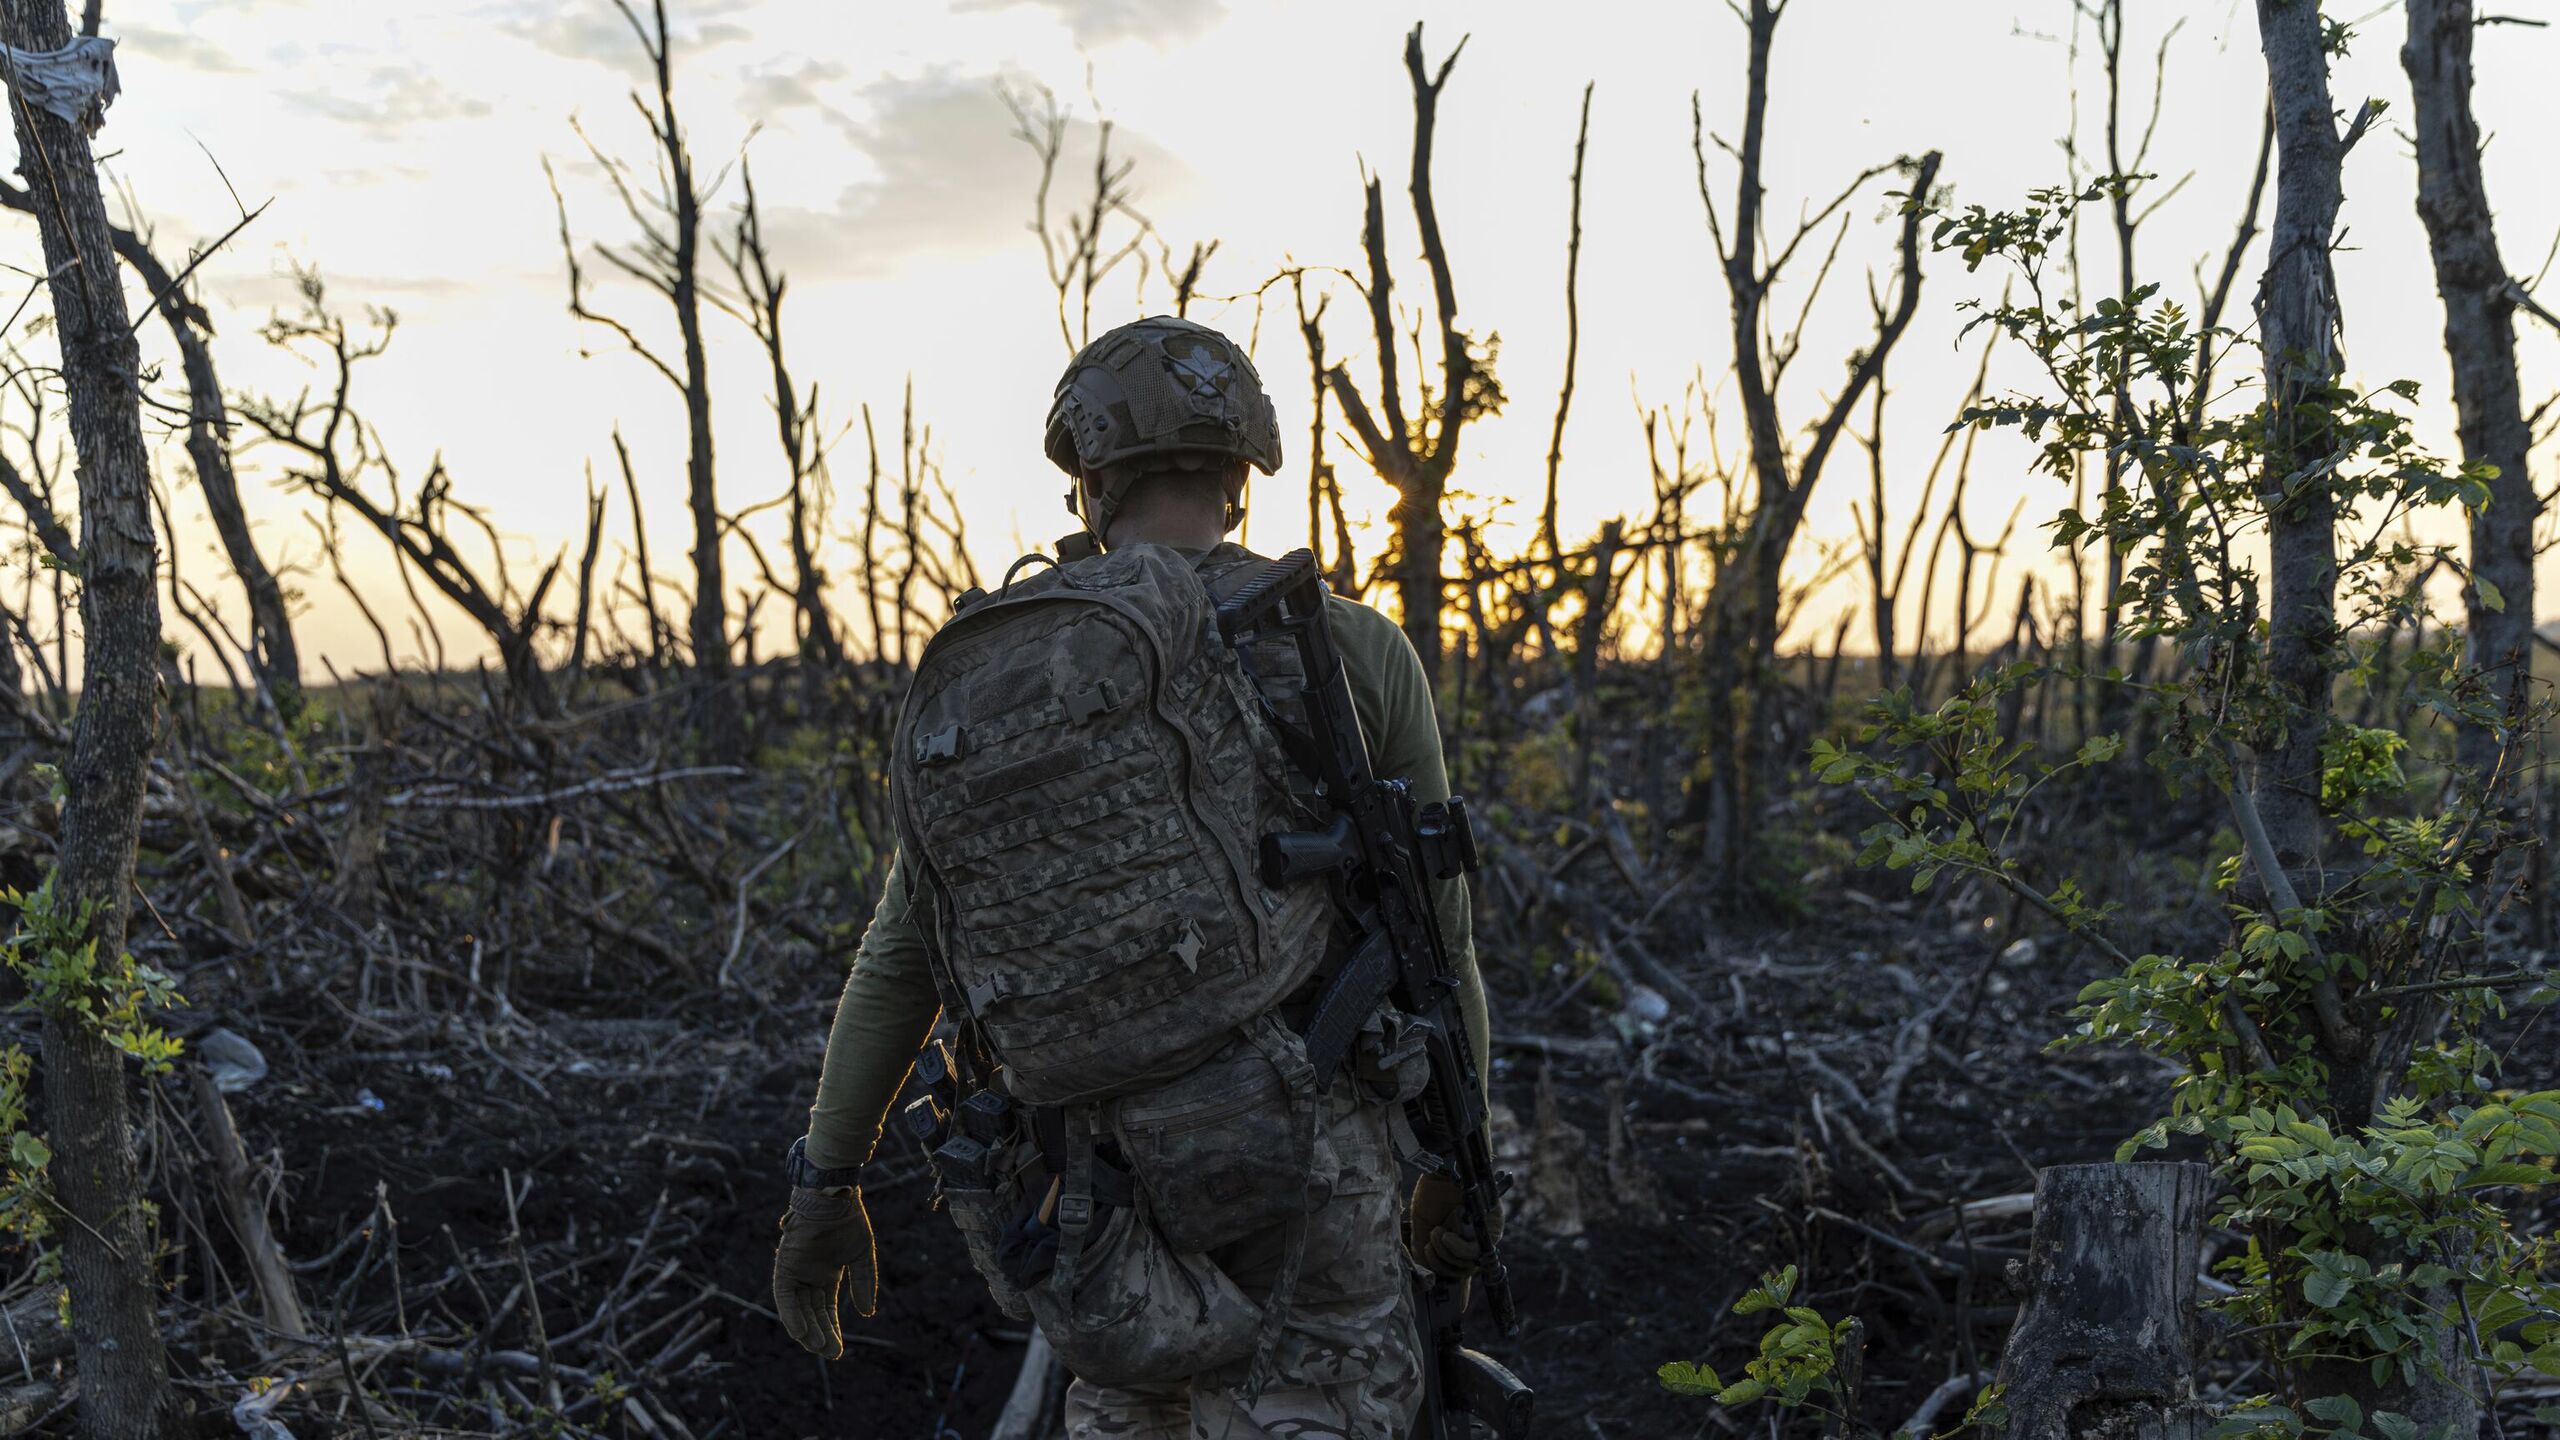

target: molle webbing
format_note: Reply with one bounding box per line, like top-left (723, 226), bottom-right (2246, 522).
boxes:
top-left (887, 542), bottom-right (1332, 1107)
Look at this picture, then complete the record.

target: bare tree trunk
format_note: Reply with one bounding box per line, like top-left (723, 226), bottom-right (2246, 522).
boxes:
top-left (1994, 1163), bottom-right (2211, 1440)
top-left (612, 427), bottom-right (669, 673)
top-left (1572, 520), bottom-right (1623, 808)
top-left (165, 269), bottom-right (300, 715)
top-left (674, 153), bottom-right (734, 753)
top-left (1692, 1), bottom-right (1939, 896)
top-left (2256, 8), bottom-right (2477, 1431)
top-left (2404, 0), bottom-right (2534, 785)
top-left (2252, 0), bottom-right (2346, 880)
top-left (1541, 81), bottom-right (1592, 568)
top-left (554, 1), bottom-right (740, 752)
top-left (1324, 24), bottom-right (1485, 685)
top-left (729, 164), bottom-right (845, 682)
top-left (0, 3), bottom-right (177, 1431)
top-left (187, 1067), bottom-right (308, 1346)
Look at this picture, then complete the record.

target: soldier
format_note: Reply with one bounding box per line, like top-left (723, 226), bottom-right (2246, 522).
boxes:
top-left (771, 316), bottom-right (1491, 1439)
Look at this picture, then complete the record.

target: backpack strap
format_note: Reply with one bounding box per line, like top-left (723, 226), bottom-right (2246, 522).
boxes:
top-left (1200, 552), bottom-right (1329, 808)
top-left (1234, 1012), bottom-right (1322, 1404)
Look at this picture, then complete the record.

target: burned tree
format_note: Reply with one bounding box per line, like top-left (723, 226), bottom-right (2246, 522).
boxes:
top-left (550, 0), bottom-right (740, 755)
top-left (1692, 0), bottom-right (1940, 897)
top-left (1325, 23), bottom-right (1502, 683)
top-left (0, 182), bottom-right (296, 716)
top-left (0, 2), bottom-right (178, 1431)
top-left (237, 280), bottom-right (565, 719)
top-left (1005, 81), bottom-right (1147, 354)
top-left (2403, 0), bottom-right (2536, 786)
top-left (723, 161), bottom-right (845, 677)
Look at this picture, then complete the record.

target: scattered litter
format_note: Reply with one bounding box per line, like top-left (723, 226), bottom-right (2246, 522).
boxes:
top-left (0, 36), bottom-right (118, 133)
top-left (198, 1027), bottom-right (267, 1094)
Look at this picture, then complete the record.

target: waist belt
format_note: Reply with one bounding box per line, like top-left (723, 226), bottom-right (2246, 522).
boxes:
top-left (1001, 1110), bottom-right (1135, 1289)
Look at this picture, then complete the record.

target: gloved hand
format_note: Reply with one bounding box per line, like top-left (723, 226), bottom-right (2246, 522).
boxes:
top-left (773, 1186), bottom-right (878, 1359)
top-left (1409, 1174), bottom-right (1500, 1280)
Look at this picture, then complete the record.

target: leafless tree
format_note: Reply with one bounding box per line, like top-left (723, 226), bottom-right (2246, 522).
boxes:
top-left (1542, 81), bottom-right (1594, 568)
top-left (549, 0), bottom-right (740, 755)
top-left (1691, 0), bottom-right (1941, 896)
top-left (723, 161), bottom-right (845, 677)
top-left (236, 280), bottom-right (564, 718)
top-left (0, 0), bottom-right (178, 1429)
top-left (1326, 23), bottom-right (1503, 683)
top-left (851, 382), bottom-right (977, 666)
top-left (1852, 298), bottom-right (1995, 696)
top-left (1292, 272), bottom-right (1359, 598)
top-left (2069, 1), bottom-right (2189, 682)
top-left (1004, 80), bottom-right (1148, 354)
top-left (0, 181), bottom-right (296, 715)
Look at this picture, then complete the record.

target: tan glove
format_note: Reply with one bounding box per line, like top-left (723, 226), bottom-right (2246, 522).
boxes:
top-left (1409, 1173), bottom-right (1500, 1280)
top-left (773, 1186), bottom-right (878, 1359)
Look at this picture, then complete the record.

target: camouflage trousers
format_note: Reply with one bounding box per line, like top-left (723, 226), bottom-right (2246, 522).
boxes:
top-left (1061, 1086), bottom-right (1423, 1440)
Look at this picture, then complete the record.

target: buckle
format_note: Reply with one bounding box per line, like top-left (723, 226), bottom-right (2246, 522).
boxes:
top-left (1057, 1191), bottom-right (1093, 1234)
top-left (1064, 681), bottom-right (1119, 723)
top-left (916, 725), bottom-right (965, 766)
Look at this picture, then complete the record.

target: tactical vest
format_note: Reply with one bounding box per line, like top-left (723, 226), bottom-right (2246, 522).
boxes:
top-left (889, 541), bottom-right (1331, 1107)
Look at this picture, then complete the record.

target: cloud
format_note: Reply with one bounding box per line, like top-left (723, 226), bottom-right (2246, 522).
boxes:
top-left (493, 2), bottom-right (755, 71)
top-left (738, 57), bottom-right (851, 119)
top-left (117, 23), bottom-right (250, 76)
top-left (752, 69), bottom-right (1190, 282)
top-left (207, 265), bottom-right (477, 318)
top-left (951, 0), bottom-right (1228, 47)
top-left (281, 66), bottom-right (492, 137)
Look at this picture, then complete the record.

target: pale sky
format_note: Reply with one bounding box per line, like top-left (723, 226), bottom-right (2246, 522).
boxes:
top-left (33, 0), bottom-right (2560, 677)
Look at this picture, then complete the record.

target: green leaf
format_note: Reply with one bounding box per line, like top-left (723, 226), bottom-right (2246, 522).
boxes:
top-left (1714, 1378), bottom-right (1768, 1406)
top-left (2461, 1162), bottom-right (2549, 1189)
top-left (2304, 1269), bottom-right (2353, 1308)
top-left (2305, 1394), bottom-right (2362, 1429)
top-left (2477, 576), bottom-right (2505, 614)
top-left (1657, 1361), bottom-right (1721, 1396)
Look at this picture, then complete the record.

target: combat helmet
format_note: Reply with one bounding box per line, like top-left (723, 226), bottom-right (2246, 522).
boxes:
top-left (1044, 315), bottom-right (1282, 542)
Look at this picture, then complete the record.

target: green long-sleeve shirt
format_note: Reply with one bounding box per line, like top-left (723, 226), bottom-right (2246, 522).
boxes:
top-left (803, 574), bottom-right (1487, 1172)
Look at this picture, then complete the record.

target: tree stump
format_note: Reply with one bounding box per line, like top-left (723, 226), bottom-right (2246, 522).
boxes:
top-left (1995, 1162), bottom-right (2212, 1440)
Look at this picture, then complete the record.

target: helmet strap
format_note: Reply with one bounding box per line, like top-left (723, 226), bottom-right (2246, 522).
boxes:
top-left (1071, 468), bottom-right (1136, 550)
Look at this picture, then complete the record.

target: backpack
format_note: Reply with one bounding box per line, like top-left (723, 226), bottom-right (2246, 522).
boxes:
top-left (889, 542), bottom-right (1332, 1108)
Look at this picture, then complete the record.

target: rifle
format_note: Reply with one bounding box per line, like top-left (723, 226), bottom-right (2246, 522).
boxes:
top-left (1215, 548), bottom-right (1535, 1440)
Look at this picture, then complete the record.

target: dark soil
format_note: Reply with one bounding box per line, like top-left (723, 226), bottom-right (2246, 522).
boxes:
top-left (170, 887), bottom-right (2182, 1440)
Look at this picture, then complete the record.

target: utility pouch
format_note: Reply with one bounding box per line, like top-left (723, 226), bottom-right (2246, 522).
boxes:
top-left (1023, 1198), bottom-right (1261, 1387)
top-left (1111, 1025), bottom-right (1331, 1255)
top-left (1351, 1006), bottom-right (1432, 1107)
top-left (932, 1131), bottom-right (1034, 1321)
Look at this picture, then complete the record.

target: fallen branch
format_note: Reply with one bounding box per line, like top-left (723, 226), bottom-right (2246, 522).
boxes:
top-left (389, 765), bottom-right (747, 811)
top-left (990, 1329), bottom-right (1064, 1440)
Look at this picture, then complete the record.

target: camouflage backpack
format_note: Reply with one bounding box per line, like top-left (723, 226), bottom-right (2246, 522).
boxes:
top-left (889, 541), bottom-right (1330, 1107)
